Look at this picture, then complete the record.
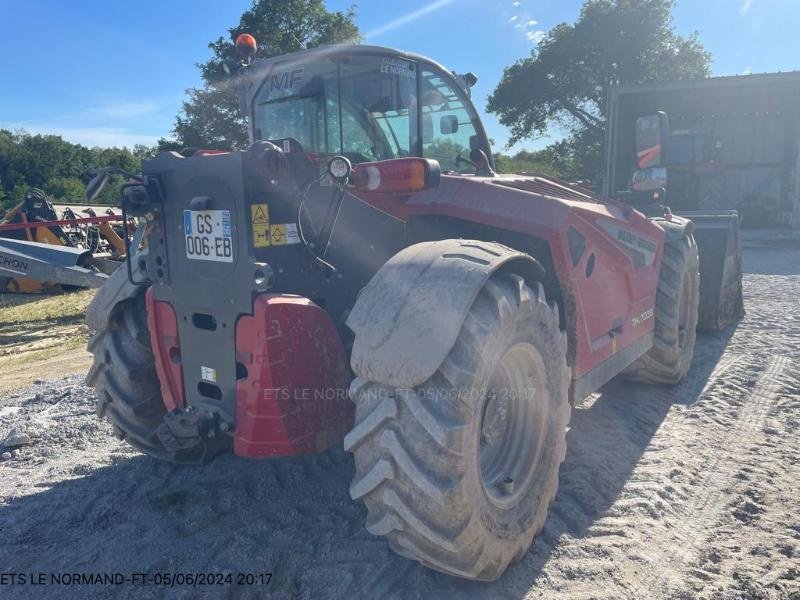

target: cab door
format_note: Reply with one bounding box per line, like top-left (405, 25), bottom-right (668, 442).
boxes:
top-left (417, 65), bottom-right (492, 172)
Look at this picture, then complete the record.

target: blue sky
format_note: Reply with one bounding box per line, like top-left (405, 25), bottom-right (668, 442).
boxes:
top-left (1, 0), bottom-right (798, 153)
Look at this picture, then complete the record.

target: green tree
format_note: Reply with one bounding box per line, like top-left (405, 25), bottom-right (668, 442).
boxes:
top-left (0, 129), bottom-right (146, 214)
top-left (493, 149), bottom-right (566, 177)
top-left (45, 177), bottom-right (86, 202)
top-left (172, 0), bottom-right (361, 150)
top-left (488, 0), bottom-right (711, 182)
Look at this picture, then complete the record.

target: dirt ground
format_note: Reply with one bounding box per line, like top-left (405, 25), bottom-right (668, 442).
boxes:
top-left (0, 241), bottom-right (798, 599)
top-left (0, 290), bottom-right (94, 393)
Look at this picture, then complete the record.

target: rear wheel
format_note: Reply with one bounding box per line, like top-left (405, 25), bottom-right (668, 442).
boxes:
top-left (85, 293), bottom-right (223, 463)
top-left (624, 229), bottom-right (699, 384)
top-left (345, 273), bottom-right (571, 580)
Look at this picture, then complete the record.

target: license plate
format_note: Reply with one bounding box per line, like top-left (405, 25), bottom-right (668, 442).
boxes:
top-left (183, 210), bottom-right (233, 262)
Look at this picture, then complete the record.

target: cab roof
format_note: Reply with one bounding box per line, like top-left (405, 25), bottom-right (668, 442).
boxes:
top-left (250, 44), bottom-right (456, 80)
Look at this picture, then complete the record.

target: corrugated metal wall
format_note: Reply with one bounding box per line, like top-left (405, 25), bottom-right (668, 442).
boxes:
top-left (607, 74), bottom-right (800, 226)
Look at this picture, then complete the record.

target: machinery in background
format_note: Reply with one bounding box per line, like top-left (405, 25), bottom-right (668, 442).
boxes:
top-left (0, 188), bottom-right (125, 293)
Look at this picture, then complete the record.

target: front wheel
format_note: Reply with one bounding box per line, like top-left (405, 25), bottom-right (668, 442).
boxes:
top-left (345, 272), bottom-right (571, 580)
top-left (623, 228), bottom-right (700, 384)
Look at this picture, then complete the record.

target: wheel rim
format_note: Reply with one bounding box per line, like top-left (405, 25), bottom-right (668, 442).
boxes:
top-left (479, 342), bottom-right (548, 508)
top-left (678, 271), bottom-right (691, 348)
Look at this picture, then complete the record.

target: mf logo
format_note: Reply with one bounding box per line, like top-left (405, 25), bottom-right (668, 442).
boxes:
top-left (270, 69), bottom-right (303, 92)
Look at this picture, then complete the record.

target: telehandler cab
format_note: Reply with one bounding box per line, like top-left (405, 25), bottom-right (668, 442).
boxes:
top-left (85, 35), bottom-right (743, 580)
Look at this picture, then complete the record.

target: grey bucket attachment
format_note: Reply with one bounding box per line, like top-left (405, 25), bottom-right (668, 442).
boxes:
top-left (679, 210), bottom-right (745, 330)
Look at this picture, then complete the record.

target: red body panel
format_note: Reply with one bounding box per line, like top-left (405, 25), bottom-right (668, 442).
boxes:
top-left (233, 294), bottom-right (352, 458)
top-left (147, 292), bottom-right (351, 457)
top-left (355, 174), bottom-right (665, 378)
top-left (146, 289), bottom-right (186, 412)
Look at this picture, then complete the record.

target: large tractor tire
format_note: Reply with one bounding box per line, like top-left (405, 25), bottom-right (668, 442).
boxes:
top-left (85, 293), bottom-right (219, 463)
top-left (623, 228), bottom-right (700, 384)
top-left (344, 273), bottom-right (571, 581)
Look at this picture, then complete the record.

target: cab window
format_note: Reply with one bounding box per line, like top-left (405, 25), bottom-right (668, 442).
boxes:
top-left (420, 68), bottom-right (481, 173)
top-left (253, 55), bottom-right (417, 164)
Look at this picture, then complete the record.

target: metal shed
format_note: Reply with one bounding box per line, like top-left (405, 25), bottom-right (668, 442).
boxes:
top-left (604, 71), bottom-right (800, 228)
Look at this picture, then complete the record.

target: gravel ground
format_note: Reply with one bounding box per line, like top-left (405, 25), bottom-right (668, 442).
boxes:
top-left (0, 242), bottom-right (798, 599)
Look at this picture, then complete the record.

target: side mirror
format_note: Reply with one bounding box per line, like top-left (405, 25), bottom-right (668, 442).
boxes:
top-left (440, 115), bottom-right (459, 135)
top-left (635, 112), bottom-right (670, 169)
top-left (631, 166), bottom-right (668, 192)
top-left (85, 168), bottom-right (114, 202)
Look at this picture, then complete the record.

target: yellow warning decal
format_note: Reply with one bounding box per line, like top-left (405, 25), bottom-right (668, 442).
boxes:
top-left (269, 223), bottom-right (301, 246)
top-left (270, 224), bottom-right (286, 245)
top-left (251, 204), bottom-right (270, 248)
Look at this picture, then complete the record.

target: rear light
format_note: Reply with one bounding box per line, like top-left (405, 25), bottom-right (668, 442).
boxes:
top-left (352, 158), bottom-right (440, 194)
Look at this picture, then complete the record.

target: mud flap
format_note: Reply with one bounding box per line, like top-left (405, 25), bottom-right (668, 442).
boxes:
top-left (346, 240), bottom-right (544, 389)
top-left (679, 210), bottom-right (745, 330)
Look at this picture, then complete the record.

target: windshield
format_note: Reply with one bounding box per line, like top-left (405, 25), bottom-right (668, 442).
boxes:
top-left (253, 54), bottom-right (417, 164)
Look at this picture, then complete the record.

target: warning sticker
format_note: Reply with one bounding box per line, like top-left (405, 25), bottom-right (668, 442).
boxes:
top-left (251, 204), bottom-right (270, 248)
top-left (200, 366), bottom-right (217, 383)
top-left (270, 224), bottom-right (286, 245)
top-left (269, 223), bottom-right (301, 246)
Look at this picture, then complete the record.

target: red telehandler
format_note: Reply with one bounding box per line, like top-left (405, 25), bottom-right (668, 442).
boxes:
top-left (84, 35), bottom-right (743, 580)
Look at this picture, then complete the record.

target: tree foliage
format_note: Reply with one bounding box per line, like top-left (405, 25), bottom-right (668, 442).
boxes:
top-left (0, 129), bottom-right (144, 214)
top-left (488, 0), bottom-right (711, 181)
top-left (494, 147), bottom-right (577, 179)
top-left (172, 0), bottom-right (361, 150)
